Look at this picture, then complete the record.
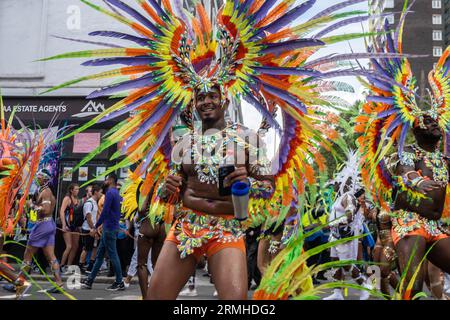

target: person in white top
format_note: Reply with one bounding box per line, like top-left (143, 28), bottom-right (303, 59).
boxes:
top-left (79, 184), bottom-right (102, 273)
top-left (323, 151), bottom-right (372, 300)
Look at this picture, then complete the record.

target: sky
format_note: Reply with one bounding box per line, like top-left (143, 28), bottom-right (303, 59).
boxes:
top-left (241, 0), bottom-right (370, 154)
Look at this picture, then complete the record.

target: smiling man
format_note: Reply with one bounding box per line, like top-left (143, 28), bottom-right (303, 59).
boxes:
top-left (146, 84), bottom-right (275, 300)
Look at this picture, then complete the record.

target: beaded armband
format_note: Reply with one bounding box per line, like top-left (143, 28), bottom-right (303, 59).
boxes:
top-left (394, 175), bottom-right (428, 206)
top-left (247, 177), bottom-right (274, 199)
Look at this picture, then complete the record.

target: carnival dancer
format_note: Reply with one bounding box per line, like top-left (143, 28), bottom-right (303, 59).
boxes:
top-left (323, 151), bottom-right (372, 300)
top-left (0, 96), bottom-right (45, 298)
top-left (356, 1), bottom-right (450, 299)
top-left (18, 169), bottom-right (64, 294)
top-left (41, 0), bottom-right (393, 300)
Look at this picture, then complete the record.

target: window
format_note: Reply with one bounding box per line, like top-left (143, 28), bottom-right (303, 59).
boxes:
top-left (433, 14), bottom-right (442, 24)
top-left (432, 0), bottom-right (442, 9)
top-left (385, 0), bottom-right (394, 9)
top-left (433, 46), bottom-right (443, 57)
top-left (433, 30), bottom-right (443, 41)
top-left (386, 14), bottom-right (395, 24)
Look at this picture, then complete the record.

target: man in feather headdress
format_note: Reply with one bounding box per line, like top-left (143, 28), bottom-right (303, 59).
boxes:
top-left (390, 114), bottom-right (450, 299)
top-left (147, 83), bottom-right (275, 300)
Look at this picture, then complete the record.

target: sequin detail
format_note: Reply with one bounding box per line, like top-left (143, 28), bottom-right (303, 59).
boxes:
top-left (391, 209), bottom-right (450, 240)
top-left (173, 208), bottom-right (244, 259)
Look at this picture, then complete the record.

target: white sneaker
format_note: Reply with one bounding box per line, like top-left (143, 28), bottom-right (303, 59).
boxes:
top-left (323, 289), bottom-right (344, 300)
top-left (359, 283), bottom-right (372, 300)
top-left (179, 287), bottom-right (198, 297)
top-left (124, 281), bottom-right (130, 289)
top-left (213, 290), bottom-right (218, 297)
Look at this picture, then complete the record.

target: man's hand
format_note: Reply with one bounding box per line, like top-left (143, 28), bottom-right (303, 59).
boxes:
top-left (164, 175), bottom-right (183, 197)
top-left (89, 229), bottom-right (96, 237)
top-left (417, 179), bottom-right (444, 194)
top-left (224, 166), bottom-right (248, 187)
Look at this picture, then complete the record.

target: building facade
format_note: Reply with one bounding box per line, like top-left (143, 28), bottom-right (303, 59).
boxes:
top-left (369, 0), bottom-right (446, 88)
top-left (0, 0), bottom-right (238, 206)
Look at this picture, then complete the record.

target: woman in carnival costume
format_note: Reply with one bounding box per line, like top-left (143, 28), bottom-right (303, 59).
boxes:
top-left (356, 0), bottom-right (450, 299)
top-left (0, 95), bottom-right (45, 299)
top-left (41, 0), bottom-right (404, 299)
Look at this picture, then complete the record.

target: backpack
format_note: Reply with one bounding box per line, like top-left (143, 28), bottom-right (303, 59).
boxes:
top-left (72, 199), bottom-right (85, 228)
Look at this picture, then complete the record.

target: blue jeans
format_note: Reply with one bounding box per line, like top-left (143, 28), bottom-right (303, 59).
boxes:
top-left (87, 229), bottom-right (123, 284)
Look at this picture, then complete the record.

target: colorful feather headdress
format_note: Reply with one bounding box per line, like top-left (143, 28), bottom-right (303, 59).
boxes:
top-left (40, 0), bottom-right (395, 225)
top-left (356, 0), bottom-right (450, 208)
top-left (0, 94), bottom-right (45, 235)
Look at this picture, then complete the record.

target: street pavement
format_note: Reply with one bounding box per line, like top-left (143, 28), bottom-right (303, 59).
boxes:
top-left (0, 267), bottom-right (434, 300)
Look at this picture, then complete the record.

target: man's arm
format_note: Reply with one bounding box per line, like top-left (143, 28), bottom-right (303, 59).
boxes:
top-left (396, 147), bottom-right (442, 194)
top-left (83, 202), bottom-right (95, 229)
top-left (96, 191), bottom-right (111, 228)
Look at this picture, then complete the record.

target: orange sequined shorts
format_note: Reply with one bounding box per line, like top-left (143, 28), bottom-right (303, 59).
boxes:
top-left (391, 209), bottom-right (450, 246)
top-left (165, 207), bottom-right (245, 260)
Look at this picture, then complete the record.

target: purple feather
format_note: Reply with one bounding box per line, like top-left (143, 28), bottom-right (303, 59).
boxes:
top-left (370, 58), bottom-right (391, 78)
top-left (278, 112), bottom-right (297, 170)
top-left (304, 52), bottom-right (423, 69)
top-left (122, 99), bottom-right (171, 149)
top-left (238, 0), bottom-right (255, 16)
top-left (97, 89), bottom-right (161, 123)
top-left (261, 0), bottom-right (316, 34)
top-left (242, 91), bottom-right (282, 133)
top-left (252, 0), bottom-right (278, 23)
top-left (310, 0), bottom-right (367, 20)
top-left (89, 31), bottom-right (151, 46)
top-left (173, 0), bottom-right (194, 40)
top-left (315, 69), bottom-right (412, 94)
top-left (51, 35), bottom-right (122, 48)
top-left (86, 73), bottom-right (156, 99)
top-left (138, 109), bottom-right (179, 175)
top-left (260, 39), bottom-right (324, 55)
top-left (397, 123), bottom-right (410, 157)
top-left (82, 56), bottom-right (160, 67)
top-left (376, 108), bottom-right (396, 119)
top-left (385, 116), bottom-right (402, 137)
top-left (314, 13), bottom-right (395, 38)
top-left (258, 80), bottom-right (307, 113)
top-left (367, 76), bottom-right (392, 92)
top-left (105, 0), bottom-right (163, 36)
top-left (147, 0), bottom-right (169, 22)
top-left (253, 66), bottom-right (321, 77)
top-left (367, 96), bottom-right (394, 105)
top-left (394, 0), bottom-right (415, 48)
